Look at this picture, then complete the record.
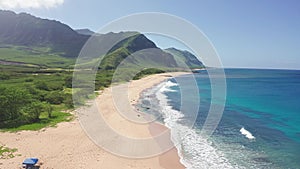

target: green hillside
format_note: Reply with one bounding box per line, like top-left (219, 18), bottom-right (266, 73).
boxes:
top-left (0, 45), bottom-right (75, 68)
top-left (0, 10), bottom-right (89, 57)
top-left (165, 47), bottom-right (204, 69)
top-left (100, 34), bottom-right (178, 70)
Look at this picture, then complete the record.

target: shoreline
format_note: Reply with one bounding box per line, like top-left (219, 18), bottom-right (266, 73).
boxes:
top-left (0, 72), bottom-right (189, 169)
top-left (128, 72), bottom-right (190, 168)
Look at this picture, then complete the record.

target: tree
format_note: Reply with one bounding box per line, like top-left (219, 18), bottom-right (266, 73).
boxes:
top-left (44, 102), bottom-right (54, 118)
top-left (64, 93), bottom-right (74, 109)
top-left (65, 76), bottom-right (73, 88)
top-left (0, 87), bottom-right (31, 123)
top-left (44, 91), bottom-right (64, 104)
top-left (27, 101), bottom-right (44, 122)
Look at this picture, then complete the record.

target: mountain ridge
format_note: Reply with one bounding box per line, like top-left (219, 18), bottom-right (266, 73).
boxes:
top-left (75, 29), bottom-right (95, 36)
top-left (0, 10), bottom-right (204, 70)
top-left (0, 10), bottom-right (89, 57)
top-left (165, 47), bottom-right (204, 69)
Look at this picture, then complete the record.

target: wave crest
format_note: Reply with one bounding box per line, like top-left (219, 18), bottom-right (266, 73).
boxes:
top-left (159, 80), bottom-right (178, 92)
top-left (240, 127), bottom-right (255, 140)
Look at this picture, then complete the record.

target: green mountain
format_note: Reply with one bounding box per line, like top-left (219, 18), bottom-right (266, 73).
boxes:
top-left (100, 33), bottom-right (178, 70)
top-left (165, 47), bottom-right (204, 69)
top-left (0, 10), bottom-right (89, 57)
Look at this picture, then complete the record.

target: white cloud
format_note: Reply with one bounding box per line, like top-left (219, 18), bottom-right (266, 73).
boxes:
top-left (0, 0), bottom-right (64, 9)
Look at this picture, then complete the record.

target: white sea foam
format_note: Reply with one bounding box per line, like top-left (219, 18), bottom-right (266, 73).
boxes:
top-left (240, 127), bottom-right (255, 140)
top-left (155, 80), bottom-right (239, 169)
top-left (159, 80), bottom-right (178, 92)
top-left (165, 80), bottom-right (179, 87)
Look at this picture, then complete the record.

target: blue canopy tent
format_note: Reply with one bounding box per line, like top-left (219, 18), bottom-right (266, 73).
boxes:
top-left (22, 158), bottom-right (39, 169)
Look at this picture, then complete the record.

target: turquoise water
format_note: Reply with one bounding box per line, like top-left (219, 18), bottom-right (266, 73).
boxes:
top-left (140, 69), bottom-right (300, 168)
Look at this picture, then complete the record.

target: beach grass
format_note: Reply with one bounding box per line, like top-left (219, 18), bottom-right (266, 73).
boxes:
top-left (0, 145), bottom-right (19, 159)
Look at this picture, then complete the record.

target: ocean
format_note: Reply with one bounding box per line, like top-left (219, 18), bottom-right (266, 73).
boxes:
top-left (138, 69), bottom-right (300, 169)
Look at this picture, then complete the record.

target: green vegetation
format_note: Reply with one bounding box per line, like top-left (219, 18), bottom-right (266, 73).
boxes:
top-left (165, 47), bottom-right (204, 69)
top-left (0, 64), bottom-right (171, 132)
top-left (99, 33), bottom-right (178, 70)
top-left (0, 10), bottom-right (89, 58)
top-left (0, 49), bottom-right (115, 131)
top-left (0, 46), bottom-right (75, 68)
top-left (0, 55), bottom-right (75, 131)
top-left (2, 111), bottom-right (72, 132)
top-left (133, 68), bottom-right (166, 80)
top-left (95, 70), bottom-right (114, 89)
top-left (0, 145), bottom-right (19, 159)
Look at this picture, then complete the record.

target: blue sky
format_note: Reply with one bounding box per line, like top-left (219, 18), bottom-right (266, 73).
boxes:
top-left (1, 0), bottom-right (300, 69)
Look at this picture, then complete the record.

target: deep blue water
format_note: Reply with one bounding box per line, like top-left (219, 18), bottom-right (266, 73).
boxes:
top-left (140, 69), bottom-right (300, 169)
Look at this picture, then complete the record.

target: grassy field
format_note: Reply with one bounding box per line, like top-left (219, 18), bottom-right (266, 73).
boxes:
top-left (0, 45), bottom-right (75, 68)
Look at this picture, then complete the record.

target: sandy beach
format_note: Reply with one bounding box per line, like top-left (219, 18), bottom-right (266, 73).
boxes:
top-left (0, 72), bottom-right (187, 169)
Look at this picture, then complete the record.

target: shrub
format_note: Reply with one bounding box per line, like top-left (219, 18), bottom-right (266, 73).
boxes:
top-left (44, 91), bottom-right (64, 104)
